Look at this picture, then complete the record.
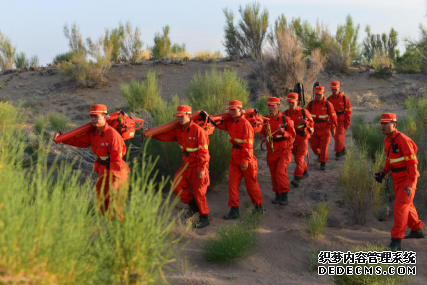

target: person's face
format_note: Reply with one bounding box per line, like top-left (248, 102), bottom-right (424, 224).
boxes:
top-left (331, 88), bottom-right (339, 95)
top-left (229, 107), bottom-right (242, 118)
top-left (177, 113), bottom-right (191, 125)
top-left (268, 104), bottom-right (280, 115)
top-left (288, 101), bottom-right (297, 110)
top-left (381, 121), bottom-right (396, 135)
top-left (315, 92), bottom-right (324, 101)
top-left (90, 113), bottom-right (106, 128)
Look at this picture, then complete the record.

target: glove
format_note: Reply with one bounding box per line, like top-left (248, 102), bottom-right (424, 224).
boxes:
top-left (374, 172), bottom-right (385, 183)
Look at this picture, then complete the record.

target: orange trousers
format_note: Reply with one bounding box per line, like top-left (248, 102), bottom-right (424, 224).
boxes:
top-left (391, 177), bottom-right (424, 239)
top-left (228, 156), bottom-right (263, 207)
top-left (267, 150), bottom-right (291, 193)
top-left (172, 164), bottom-right (210, 215)
top-left (96, 171), bottom-right (128, 221)
top-left (292, 140), bottom-right (308, 177)
top-left (309, 130), bottom-right (331, 163)
top-left (333, 122), bottom-right (347, 153)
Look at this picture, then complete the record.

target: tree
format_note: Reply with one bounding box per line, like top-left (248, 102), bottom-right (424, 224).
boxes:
top-left (336, 15), bottom-right (360, 65)
top-left (151, 25), bottom-right (172, 59)
top-left (363, 25), bottom-right (398, 63)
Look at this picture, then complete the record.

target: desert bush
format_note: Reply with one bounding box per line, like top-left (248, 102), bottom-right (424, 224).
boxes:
top-left (254, 95), bottom-right (270, 116)
top-left (371, 51), bottom-right (393, 78)
top-left (194, 50), bottom-right (222, 60)
top-left (331, 244), bottom-right (406, 285)
top-left (48, 112), bottom-right (72, 132)
top-left (170, 43), bottom-right (190, 60)
top-left (203, 212), bottom-right (262, 263)
top-left (351, 115), bottom-right (384, 158)
top-left (141, 49), bottom-right (151, 60)
top-left (63, 23), bottom-right (86, 55)
top-left (223, 2), bottom-right (269, 59)
top-left (0, 30), bottom-right (16, 71)
top-left (29, 55), bottom-right (39, 68)
top-left (363, 26), bottom-right (398, 63)
top-left (120, 21), bottom-right (143, 63)
top-left (54, 52), bottom-right (73, 63)
top-left (152, 25), bottom-right (172, 60)
top-left (305, 202), bottom-right (330, 237)
top-left (14, 52), bottom-right (28, 68)
top-left (395, 46), bottom-right (423, 73)
top-left (335, 15), bottom-right (361, 65)
top-left (103, 27), bottom-right (124, 62)
top-left (187, 68), bottom-right (250, 181)
top-left (0, 102), bottom-right (185, 284)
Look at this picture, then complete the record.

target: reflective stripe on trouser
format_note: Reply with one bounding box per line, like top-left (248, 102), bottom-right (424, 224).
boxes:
top-left (96, 169), bottom-right (128, 221)
top-left (172, 164), bottom-right (210, 215)
top-left (267, 150), bottom-right (291, 193)
top-left (309, 130), bottom-right (331, 163)
top-left (334, 122), bottom-right (347, 153)
top-left (391, 177), bottom-right (424, 239)
top-left (228, 156), bottom-right (263, 207)
top-left (292, 139), bottom-right (308, 177)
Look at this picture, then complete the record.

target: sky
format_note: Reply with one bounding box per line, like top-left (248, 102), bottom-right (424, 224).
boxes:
top-left (0, 0), bottom-right (425, 65)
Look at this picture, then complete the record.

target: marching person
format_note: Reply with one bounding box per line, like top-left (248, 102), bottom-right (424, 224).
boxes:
top-left (376, 113), bottom-right (424, 250)
top-left (284, 93), bottom-right (314, 187)
top-left (306, 86), bottom-right (337, 170)
top-left (54, 104), bottom-right (129, 220)
top-left (260, 97), bottom-right (296, 205)
top-left (327, 81), bottom-right (352, 160)
top-left (150, 105), bottom-right (211, 229)
top-left (216, 100), bottom-right (264, 219)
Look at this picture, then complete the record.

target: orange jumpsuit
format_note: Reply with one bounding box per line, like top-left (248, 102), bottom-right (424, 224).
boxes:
top-left (63, 123), bottom-right (129, 219)
top-left (306, 99), bottom-right (337, 163)
top-left (217, 115), bottom-right (263, 207)
top-left (327, 92), bottom-right (352, 153)
top-left (154, 121), bottom-right (210, 215)
top-left (383, 131), bottom-right (424, 239)
top-left (284, 107), bottom-right (314, 177)
top-left (260, 113), bottom-right (295, 193)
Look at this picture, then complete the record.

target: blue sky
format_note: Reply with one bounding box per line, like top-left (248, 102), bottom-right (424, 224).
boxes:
top-left (0, 0), bottom-right (425, 64)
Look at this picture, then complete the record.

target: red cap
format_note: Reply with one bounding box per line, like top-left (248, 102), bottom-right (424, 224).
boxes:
top-left (227, 100), bottom-right (243, 110)
top-left (89, 104), bottom-right (107, 115)
top-left (267, 97), bottom-right (281, 106)
top-left (315, 86), bottom-right (325, 94)
top-left (330, 81), bottom-right (340, 89)
top-left (174, 105), bottom-right (192, 116)
top-left (379, 113), bottom-right (397, 123)
top-left (287, 93), bottom-right (298, 102)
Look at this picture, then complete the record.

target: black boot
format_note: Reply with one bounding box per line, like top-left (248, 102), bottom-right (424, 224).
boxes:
top-left (194, 215), bottom-right (210, 229)
top-left (341, 147), bottom-right (346, 155)
top-left (223, 207), bottom-right (240, 220)
top-left (335, 152), bottom-right (341, 161)
top-left (320, 162), bottom-right (326, 171)
top-left (184, 199), bottom-right (199, 219)
top-left (404, 229), bottom-right (425, 239)
top-left (316, 154), bottom-right (320, 163)
top-left (291, 177), bottom-right (300, 187)
top-left (253, 204), bottom-right (264, 215)
top-left (271, 192), bottom-right (280, 204)
top-left (388, 238), bottom-right (402, 251)
top-left (279, 192), bottom-right (288, 206)
top-left (303, 171), bottom-right (309, 179)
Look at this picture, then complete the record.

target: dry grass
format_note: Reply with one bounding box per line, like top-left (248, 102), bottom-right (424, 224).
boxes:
top-left (140, 49), bottom-right (151, 60)
top-left (193, 50), bottom-right (222, 60)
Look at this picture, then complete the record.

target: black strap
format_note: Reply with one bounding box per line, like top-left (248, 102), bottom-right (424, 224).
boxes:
top-left (391, 166), bottom-right (407, 173)
top-left (232, 144), bottom-right (243, 149)
top-left (272, 137), bottom-right (285, 142)
top-left (97, 158), bottom-right (110, 169)
top-left (314, 119), bottom-right (328, 123)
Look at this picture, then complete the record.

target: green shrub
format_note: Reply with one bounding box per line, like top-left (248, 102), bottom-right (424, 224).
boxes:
top-left (363, 26), bottom-right (398, 63)
top-left (187, 68), bottom-right (250, 181)
top-left (120, 21), bottom-right (143, 63)
top-left (48, 112), bottom-right (72, 132)
top-left (395, 47), bottom-right (423, 73)
top-left (332, 244), bottom-right (406, 285)
top-left (371, 52), bottom-right (393, 78)
top-left (15, 51), bottom-right (28, 68)
top-left (305, 202), bottom-right (330, 237)
top-left (54, 52), bottom-right (73, 63)
top-left (203, 212), bottom-right (262, 263)
top-left (152, 26), bottom-right (171, 60)
top-left (104, 27), bottom-right (124, 62)
top-left (29, 55), bottom-right (39, 68)
top-left (0, 30), bottom-right (16, 70)
top-left (351, 115), bottom-right (384, 158)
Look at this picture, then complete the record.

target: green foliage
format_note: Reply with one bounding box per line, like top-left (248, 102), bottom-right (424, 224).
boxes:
top-left (371, 52), bottom-right (393, 78)
top-left (104, 27), bottom-right (124, 62)
top-left (152, 25), bottom-right (172, 59)
top-left (29, 55), bottom-right (39, 68)
top-left (187, 68), bottom-right (250, 181)
top-left (63, 23), bottom-right (86, 55)
top-left (351, 115), bottom-right (384, 158)
top-left (223, 2), bottom-right (269, 59)
top-left (290, 17), bottom-right (327, 56)
top-left (305, 202), bottom-right (330, 237)
top-left (363, 25), bottom-right (398, 63)
top-left (0, 30), bottom-right (16, 70)
top-left (54, 52), bottom-right (73, 63)
top-left (0, 102), bottom-right (185, 284)
top-left (14, 51), bottom-right (28, 68)
top-left (395, 47), bottom-right (423, 73)
top-left (203, 212), bottom-right (262, 263)
top-left (335, 15), bottom-right (361, 65)
top-left (120, 21), bottom-right (143, 63)
top-left (332, 244), bottom-right (406, 285)
top-left (120, 71), bottom-right (164, 113)
top-left (48, 112), bottom-right (72, 132)
top-left (255, 95), bottom-right (269, 116)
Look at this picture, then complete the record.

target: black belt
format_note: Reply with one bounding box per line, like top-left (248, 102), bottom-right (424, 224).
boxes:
top-left (232, 144), bottom-right (243, 149)
top-left (314, 119), bottom-right (328, 123)
top-left (183, 151), bottom-right (189, 157)
top-left (296, 130), bottom-right (305, 137)
top-left (391, 166), bottom-right (407, 173)
top-left (97, 158), bottom-right (110, 169)
top-left (336, 110), bottom-right (345, 115)
top-left (272, 137), bottom-right (285, 142)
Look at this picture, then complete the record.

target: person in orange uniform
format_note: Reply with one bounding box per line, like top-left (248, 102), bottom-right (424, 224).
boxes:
top-left (217, 100), bottom-right (264, 219)
top-left (260, 97), bottom-right (295, 205)
top-left (306, 86), bottom-right (337, 171)
top-left (151, 105), bottom-right (211, 229)
top-left (376, 113), bottom-right (424, 250)
top-left (54, 104), bottom-right (129, 220)
top-left (284, 93), bottom-right (314, 187)
top-left (327, 81), bottom-right (352, 160)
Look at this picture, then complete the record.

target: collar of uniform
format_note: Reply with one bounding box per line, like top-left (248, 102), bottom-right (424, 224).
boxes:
top-left (233, 115), bottom-right (243, 123)
top-left (315, 98), bottom-right (326, 104)
top-left (332, 92), bottom-right (342, 99)
top-left (288, 106), bottom-right (300, 114)
top-left (181, 120), bottom-right (193, 132)
top-left (269, 112), bottom-right (281, 120)
top-left (387, 130), bottom-right (399, 142)
top-left (95, 123), bottom-right (109, 136)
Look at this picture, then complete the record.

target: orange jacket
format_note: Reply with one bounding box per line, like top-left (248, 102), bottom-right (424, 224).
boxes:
top-left (383, 131), bottom-right (419, 187)
top-left (63, 123), bottom-right (129, 178)
top-left (306, 99), bottom-right (338, 131)
top-left (217, 115), bottom-right (255, 166)
top-left (260, 112), bottom-right (295, 154)
top-left (284, 107), bottom-right (314, 143)
top-left (153, 121), bottom-right (210, 171)
top-left (327, 92), bottom-right (352, 128)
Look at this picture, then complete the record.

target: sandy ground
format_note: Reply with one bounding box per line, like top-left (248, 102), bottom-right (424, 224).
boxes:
top-left (1, 61), bottom-right (426, 284)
